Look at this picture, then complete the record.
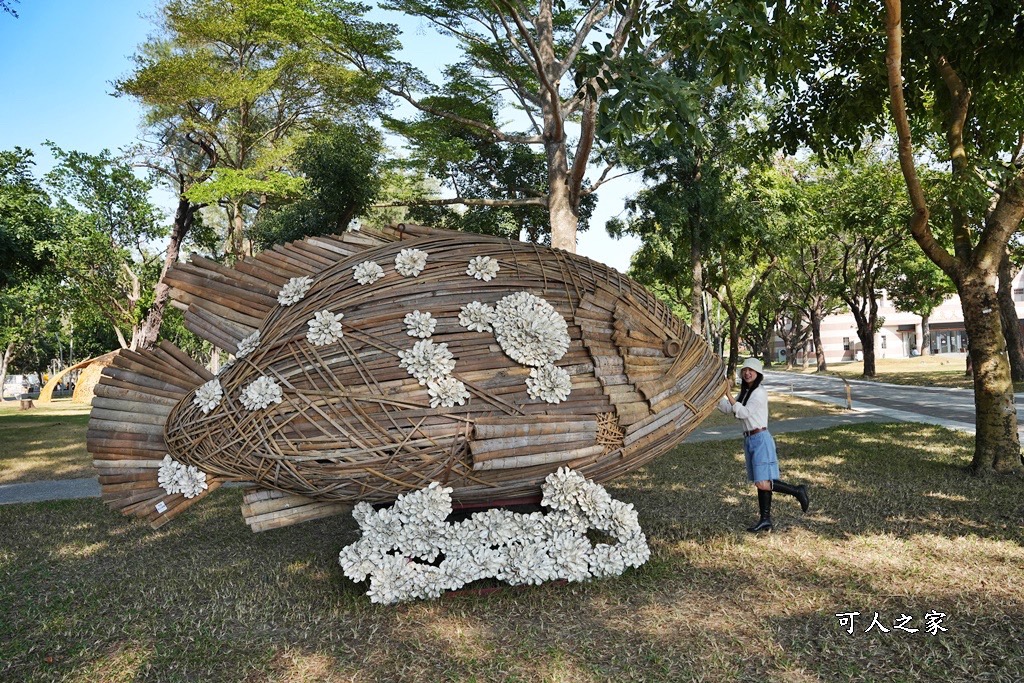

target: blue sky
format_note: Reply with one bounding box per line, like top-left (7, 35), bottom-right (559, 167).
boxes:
top-left (0, 1), bottom-right (639, 271)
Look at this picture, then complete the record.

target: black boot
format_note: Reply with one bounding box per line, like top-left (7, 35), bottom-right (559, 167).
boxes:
top-left (772, 479), bottom-right (809, 513)
top-left (747, 489), bottom-right (773, 532)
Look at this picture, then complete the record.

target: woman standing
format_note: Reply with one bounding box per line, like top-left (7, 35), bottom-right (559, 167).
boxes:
top-left (718, 358), bottom-right (810, 532)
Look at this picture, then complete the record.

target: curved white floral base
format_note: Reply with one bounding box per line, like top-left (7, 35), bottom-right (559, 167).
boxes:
top-left (338, 467), bottom-right (650, 605)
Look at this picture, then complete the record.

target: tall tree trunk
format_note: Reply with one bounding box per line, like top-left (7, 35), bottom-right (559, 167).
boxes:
top-left (690, 232), bottom-right (704, 335)
top-left (960, 274), bottom-right (1022, 473)
top-left (0, 341), bottom-right (15, 399)
top-left (228, 200), bottom-right (249, 261)
top-left (726, 317), bottom-right (740, 378)
top-left (137, 198), bottom-right (197, 350)
top-left (997, 249), bottom-right (1024, 381)
top-left (858, 320), bottom-right (876, 377)
top-left (810, 308), bottom-right (827, 372)
top-left (921, 314), bottom-right (931, 355)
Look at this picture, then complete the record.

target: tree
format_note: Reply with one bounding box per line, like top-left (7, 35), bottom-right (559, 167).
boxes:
top-left (882, 0), bottom-right (1024, 473)
top-left (884, 240), bottom-right (955, 357)
top-left (815, 150), bottom-right (908, 377)
top-left (115, 0), bottom-right (391, 260)
top-left (607, 54), bottom-right (758, 337)
top-left (1, 1), bottom-right (17, 18)
top-left (742, 0), bottom-right (1024, 473)
top-left (251, 122), bottom-right (386, 249)
top-left (43, 147), bottom-right (168, 351)
top-left (777, 238), bottom-right (844, 373)
top-left (0, 148), bottom-right (52, 288)
top-left (334, 0), bottom-right (654, 252)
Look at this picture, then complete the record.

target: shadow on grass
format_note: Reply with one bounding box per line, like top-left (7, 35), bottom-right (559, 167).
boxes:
top-left (1, 422), bottom-right (1022, 682)
top-left (0, 412), bottom-right (91, 484)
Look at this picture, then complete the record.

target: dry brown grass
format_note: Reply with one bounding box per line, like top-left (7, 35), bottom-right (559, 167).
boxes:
top-left (2, 422), bottom-right (1022, 682)
top-left (0, 400), bottom-right (92, 484)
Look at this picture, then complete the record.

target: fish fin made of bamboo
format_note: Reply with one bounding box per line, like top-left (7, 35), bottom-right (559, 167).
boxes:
top-left (164, 226), bottom-right (411, 351)
top-left (240, 488), bottom-right (351, 532)
top-left (89, 341), bottom-right (224, 526)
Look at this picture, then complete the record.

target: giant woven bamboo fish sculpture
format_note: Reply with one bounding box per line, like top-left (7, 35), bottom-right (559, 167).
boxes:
top-left (89, 224), bottom-right (727, 531)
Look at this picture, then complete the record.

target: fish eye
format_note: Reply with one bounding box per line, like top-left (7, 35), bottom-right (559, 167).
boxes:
top-left (663, 339), bottom-right (681, 357)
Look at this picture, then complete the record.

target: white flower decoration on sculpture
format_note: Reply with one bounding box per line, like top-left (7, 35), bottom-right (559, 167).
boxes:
top-left (427, 376), bottom-right (470, 408)
top-left (157, 455), bottom-right (209, 499)
top-left (458, 301), bottom-right (495, 333)
top-left (394, 248), bottom-right (428, 277)
top-left (398, 340), bottom-right (456, 386)
top-left (492, 291), bottom-right (570, 367)
top-left (277, 276), bottom-right (313, 306)
top-left (235, 331), bottom-right (260, 359)
top-left (526, 364), bottom-right (572, 404)
top-left (353, 260), bottom-right (384, 285)
top-left (338, 467), bottom-right (648, 604)
top-left (404, 310), bottom-right (437, 339)
top-left (192, 378), bottom-right (223, 414)
top-left (466, 255), bottom-right (500, 281)
top-left (306, 310), bottom-right (344, 346)
top-left (239, 376), bottom-right (283, 411)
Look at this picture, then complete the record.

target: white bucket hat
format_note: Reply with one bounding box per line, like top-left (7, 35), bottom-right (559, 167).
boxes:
top-left (739, 357), bottom-right (764, 375)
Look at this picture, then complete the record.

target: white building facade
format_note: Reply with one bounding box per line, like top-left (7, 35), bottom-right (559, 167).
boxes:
top-left (781, 271), bottom-right (1024, 365)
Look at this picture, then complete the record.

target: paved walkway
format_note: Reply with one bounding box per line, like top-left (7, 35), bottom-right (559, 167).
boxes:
top-left (0, 373), bottom-right (988, 506)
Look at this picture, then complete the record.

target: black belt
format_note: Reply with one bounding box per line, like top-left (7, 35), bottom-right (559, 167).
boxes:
top-left (743, 427), bottom-right (767, 437)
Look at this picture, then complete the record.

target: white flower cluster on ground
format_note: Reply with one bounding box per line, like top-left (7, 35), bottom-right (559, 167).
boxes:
top-left (458, 301), bottom-right (495, 333)
top-left (192, 378), bottom-right (223, 414)
top-left (526, 364), bottom-right (572, 404)
top-left (466, 255), bottom-right (500, 281)
top-left (278, 276), bottom-right (313, 306)
top-left (157, 454), bottom-right (209, 499)
top-left (492, 291), bottom-right (570, 367)
top-left (395, 248), bottom-right (428, 277)
top-left (338, 468), bottom-right (649, 604)
top-left (236, 331), bottom-right (260, 358)
top-left (404, 310), bottom-right (437, 338)
top-left (239, 376), bottom-right (284, 411)
top-left (398, 340), bottom-right (456, 386)
top-left (306, 310), bottom-right (344, 346)
top-left (353, 260), bottom-right (385, 285)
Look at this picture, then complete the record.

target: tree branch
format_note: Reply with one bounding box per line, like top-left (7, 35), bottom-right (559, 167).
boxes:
top-left (372, 196), bottom-right (547, 209)
top-left (883, 0), bottom-right (957, 278)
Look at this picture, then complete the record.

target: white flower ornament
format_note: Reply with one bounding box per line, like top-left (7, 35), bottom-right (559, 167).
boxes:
top-left (277, 276), bottom-right (313, 306)
top-left (466, 255), bottom-right (500, 281)
top-left (235, 331), bottom-right (260, 358)
top-left (526, 364), bottom-right (572, 404)
top-left (157, 455), bottom-right (209, 499)
top-left (192, 378), bottom-right (223, 414)
top-left (353, 261), bottom-right (384, 285)
top-left (404, 310), bottom-right (437, 339)
top-left (398, 340), bottom-right (456, 385)
top-left (427, 376), bottom-right (470, 408)
top-left (458, 301), bottom-right (495, 333)
top-left (307, 310), bottom-right (344, 346)
top-left (338, 468), bottom-right (648, 604)
top-left (239, 376), bottom-right (283, 411)
top-left (395, 248), bottom-right (428, 277)
top-left (492, 291), bottom-right (570, 367)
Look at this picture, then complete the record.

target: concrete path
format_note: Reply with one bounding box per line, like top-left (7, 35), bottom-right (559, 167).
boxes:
top-left (0, 373), bottom-right (990, 506)
top-left (0, 477), bottom-right (100, 505)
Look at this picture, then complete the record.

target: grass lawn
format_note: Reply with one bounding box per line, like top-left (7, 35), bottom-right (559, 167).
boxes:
top-left (0, 400), bottom-right (92, 485)
top-left (773, 354), bottom-right (1024, 392)
top-left (2, 422), bottom-right (1022, 682)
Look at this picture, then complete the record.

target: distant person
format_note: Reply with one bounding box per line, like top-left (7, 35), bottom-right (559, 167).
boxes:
top-left (718, 358), bottom-right (811, 533)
